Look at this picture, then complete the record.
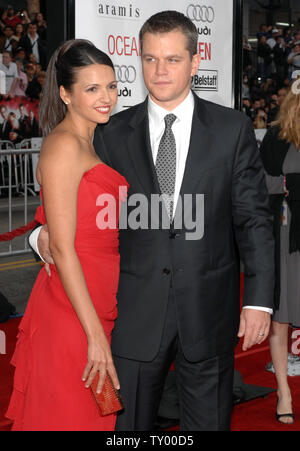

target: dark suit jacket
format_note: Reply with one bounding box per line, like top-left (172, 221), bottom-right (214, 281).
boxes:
top-left (18, 34), bottom-right (47, 69)
top-left (0, 119), bottom-right (12, 140)
top-left (93, 93), bottom-right (275, 363)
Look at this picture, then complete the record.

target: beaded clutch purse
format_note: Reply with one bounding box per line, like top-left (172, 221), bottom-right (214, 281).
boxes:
top-left (90, 372), bottom-right (124, 416)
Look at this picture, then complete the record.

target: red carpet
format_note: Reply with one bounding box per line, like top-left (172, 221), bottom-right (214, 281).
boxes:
top-left (1, 317), bottom-right (300, 431)
top-left (0, 317), bottom-right (20, 431)
top-left (232, 343), bottom-right (300, 431)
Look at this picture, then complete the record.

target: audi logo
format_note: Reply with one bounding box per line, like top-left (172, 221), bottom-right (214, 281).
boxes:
top-left (186, 5), bottom-right (215, 23)
top-left (114, 65), bottom-right (136, 83)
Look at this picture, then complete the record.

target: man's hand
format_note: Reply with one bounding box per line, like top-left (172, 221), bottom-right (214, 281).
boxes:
top-left (38, 225), bottom-right (54, 276)
top-left (238, 309), bottom-right (271, 351)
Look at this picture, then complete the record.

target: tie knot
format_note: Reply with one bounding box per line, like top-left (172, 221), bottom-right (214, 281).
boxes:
top-left (164, 114), bottom-right (177, 129)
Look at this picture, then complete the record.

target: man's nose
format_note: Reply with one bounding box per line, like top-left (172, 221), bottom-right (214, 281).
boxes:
top-left (155, 60), bottom-right (168, 75)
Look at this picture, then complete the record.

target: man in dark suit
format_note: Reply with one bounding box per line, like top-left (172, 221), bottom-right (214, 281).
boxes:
top-left (0, 105), bottom-right (12, 140)
top-left (32, 11), bottom-right (274, 431)
top-left (18, 23), bottom-right (47, 70)
top-left (18, 103), bottom-right (28, 139)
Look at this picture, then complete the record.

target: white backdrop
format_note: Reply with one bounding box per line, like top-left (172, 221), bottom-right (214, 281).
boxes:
top-left (75, 0), bottom-right (235, 112)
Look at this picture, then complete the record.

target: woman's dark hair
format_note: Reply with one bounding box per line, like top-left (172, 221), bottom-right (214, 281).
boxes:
top-left (39, 39), bottom-right (114, 136)
top-left (139, 10), bottom-right (198, 59)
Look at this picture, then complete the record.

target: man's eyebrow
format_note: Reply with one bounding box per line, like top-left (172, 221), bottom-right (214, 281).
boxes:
top-left (142, 53), bottom-right (183, 58)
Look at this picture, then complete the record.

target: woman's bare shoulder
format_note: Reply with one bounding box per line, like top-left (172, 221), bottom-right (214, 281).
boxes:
top-left (38, 129), bottom-right (84, 171)
top-left (41, 129), bottom-right (82, 158)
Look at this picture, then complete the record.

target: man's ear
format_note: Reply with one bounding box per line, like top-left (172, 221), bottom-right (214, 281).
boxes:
top-left (191, 53), bottom-right (201, 77)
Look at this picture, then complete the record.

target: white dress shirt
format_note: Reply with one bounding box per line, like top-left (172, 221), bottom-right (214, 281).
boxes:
top-left (28, 33), bottom-right (40, 64)
top-left (30, 90), bottom-right (272, 314)
top-left (0, 61), bottom-right (18, 92)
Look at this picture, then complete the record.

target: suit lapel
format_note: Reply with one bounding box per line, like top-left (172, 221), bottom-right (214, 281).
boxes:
top-left (178, 95), bottom-right (214, 196)
top-left (126, 98), bottom-right (161, 196)
top-left (173, 94), bottom-right (214, 219)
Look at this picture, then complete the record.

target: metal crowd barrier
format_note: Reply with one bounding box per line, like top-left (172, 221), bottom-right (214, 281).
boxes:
top-left (0, 140), bottom-right (41, 257)
top-left (0, 140), bottom-right (20, 196)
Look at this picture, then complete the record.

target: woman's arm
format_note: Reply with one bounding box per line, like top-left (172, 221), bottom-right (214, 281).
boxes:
top-left (38, 133), bottom-right (119, 393)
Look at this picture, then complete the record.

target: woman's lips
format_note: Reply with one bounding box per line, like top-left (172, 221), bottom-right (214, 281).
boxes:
top-left (95, 106), bottom-right (111, 114)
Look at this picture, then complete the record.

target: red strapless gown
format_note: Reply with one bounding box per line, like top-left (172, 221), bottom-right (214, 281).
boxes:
top-left (6, 163), bottom-right (128, 431)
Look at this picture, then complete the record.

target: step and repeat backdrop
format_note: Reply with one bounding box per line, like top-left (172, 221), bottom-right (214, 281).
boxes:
top-left (74, 0), bottom-right (237, 112)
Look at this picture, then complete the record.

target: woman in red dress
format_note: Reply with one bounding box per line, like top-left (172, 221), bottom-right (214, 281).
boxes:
top-left (6, 39), bottom-right (128, 431)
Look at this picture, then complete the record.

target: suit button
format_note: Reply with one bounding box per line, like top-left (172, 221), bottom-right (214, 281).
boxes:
top-left (163, 268), bottom-right (171, 275)
top-left (169, 231), bottom-right (181, 239)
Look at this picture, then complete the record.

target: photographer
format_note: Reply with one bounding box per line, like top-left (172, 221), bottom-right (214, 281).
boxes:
top-left (3, 6), bottom-right (21, 29)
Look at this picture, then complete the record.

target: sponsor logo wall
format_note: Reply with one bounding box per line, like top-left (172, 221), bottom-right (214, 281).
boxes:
top-left (75, 0), bottom-right (234, 112)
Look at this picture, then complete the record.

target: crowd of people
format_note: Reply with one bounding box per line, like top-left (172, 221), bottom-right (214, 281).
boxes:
top-left (242, 24), bottom-right (300, 129)
top-left (0, 5), bottom-right (46, 142)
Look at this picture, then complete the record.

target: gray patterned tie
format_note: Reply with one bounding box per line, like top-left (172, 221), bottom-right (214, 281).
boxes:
top-left (155, 114), bottom-right (177, 222)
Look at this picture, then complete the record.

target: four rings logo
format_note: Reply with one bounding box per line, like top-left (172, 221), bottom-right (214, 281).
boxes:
top-left (114, 65), bottom-right (136, 83)
top-left (186, 5), bottom-right (215, 23)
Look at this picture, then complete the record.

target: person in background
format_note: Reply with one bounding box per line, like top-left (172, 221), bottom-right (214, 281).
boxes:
top-left (13, 22), bottom-right (25, 42)
top-left (19, 22), bottom-right (47, 70)
top-left (26, 70), bottom-right (45, 100)
top-left (257, 35), bottom-right (273, 80)
top-left (3, 6), bottom-right (21, 29)
top-left (14, 46), bottom-right (26, 63)
top-left (18, 103), bottom-right (28, 138)
top-left (277, 86), bottom-right (289, 106)
top-left (8, 111), bottom-right (21, 143)
top-left (260, 80), bottom-right (300, 425)
top-left (18, 9), bottom-right (31, 27)
top-left (267, 98), bottom-right (279, 125)
top-left (273, 35), bottom-right (287, 86)
top-left (26, 109), bottom-right (40, 137)
top-left (33, 12), bottom-right (47, 44)
top-left (0, 50), bottom-right (18, 98)
top-left (253, 108), bottom-right (268, 129)
top-left (287, 41), bottom-right (300, 79)
top-left (0, 25), bottom-right (18, 54)
top-left (242, 73), bottom-right (250, 99)
top-left (0, 10), bottom-right (7, 34)
top-left (242, 35), bottom-right (252, 73)
top-left (24, 62), bottom-right (36, 84)
top-left (267, 28), bottom-right (280, 50)
top-left (9, 57), bottom-right (28, 97)
top-left (0, 105), bottom-right (12, 140)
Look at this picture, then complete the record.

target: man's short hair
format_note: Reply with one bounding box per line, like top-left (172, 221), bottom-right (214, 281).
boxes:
top-left (139, 10), bottom-right (198, 59)
top-left (2, 50), bottom-right (12, 57)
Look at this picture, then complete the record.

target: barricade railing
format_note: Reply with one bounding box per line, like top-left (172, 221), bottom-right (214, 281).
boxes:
top-left (0, 141), bottom-right (21, 196)
top-left (0, 142), bottom-right (41, 258)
